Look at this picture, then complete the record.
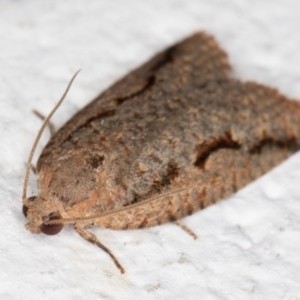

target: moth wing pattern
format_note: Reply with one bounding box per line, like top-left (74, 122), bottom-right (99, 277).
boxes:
top-left (35, 32), bottom-right (300, 231)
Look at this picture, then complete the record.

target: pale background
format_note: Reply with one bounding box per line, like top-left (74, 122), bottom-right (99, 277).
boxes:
top-left (1, 1), bottom-right (300, 299)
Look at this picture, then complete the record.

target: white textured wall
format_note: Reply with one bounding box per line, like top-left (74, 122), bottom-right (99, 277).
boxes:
top-left (1, 1), bottom-right (300, 299)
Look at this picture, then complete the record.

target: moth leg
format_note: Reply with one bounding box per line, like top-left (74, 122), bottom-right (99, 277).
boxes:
top-left (175, 221), bottom-right (198, 240)
top-left (73, 224), bottom-right (125, 274)
top-left (32, 109), bottom-right (56, 137)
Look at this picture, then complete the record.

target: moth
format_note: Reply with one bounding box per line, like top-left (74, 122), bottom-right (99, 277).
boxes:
top-left (22, 32), bottom-right (300, 273)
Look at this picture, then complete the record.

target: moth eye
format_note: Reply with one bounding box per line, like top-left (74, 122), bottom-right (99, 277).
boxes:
top-left (22, 205), bottom-right (29, 218)
top-left (40, 223), bottom-right (63, 235)
top-left (22, 196), bottom-right (37, 218)
top-left (40, 213), bottom-right (63, 235)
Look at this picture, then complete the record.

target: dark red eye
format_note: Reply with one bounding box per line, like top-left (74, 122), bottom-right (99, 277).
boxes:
top-left (40, 223), bottom-right (63, 235)
top-left (40, 213), bottom-right (63, 235)
top-left (22, 205), bottom-right (29, 218)
top-left (22, 196), bottom-right (37, 218)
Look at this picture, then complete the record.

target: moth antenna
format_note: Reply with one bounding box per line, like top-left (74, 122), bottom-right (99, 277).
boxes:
top-left (22, 70), bottom-right (81, 201)
top-left (46, 177), bottom-right (205, 225)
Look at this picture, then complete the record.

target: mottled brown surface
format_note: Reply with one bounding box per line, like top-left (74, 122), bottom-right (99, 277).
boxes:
top-left (25, 32), bottom-right (300, 235)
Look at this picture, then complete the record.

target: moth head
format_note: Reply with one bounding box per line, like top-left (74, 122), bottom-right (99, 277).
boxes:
top-left (22, 196), bottom-right (64, 235)
top-left (21, 71), bottom-right (80, 236)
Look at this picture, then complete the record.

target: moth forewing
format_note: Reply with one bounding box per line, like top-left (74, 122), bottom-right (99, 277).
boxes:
top-left (23, 33), bottom-right (300, 273)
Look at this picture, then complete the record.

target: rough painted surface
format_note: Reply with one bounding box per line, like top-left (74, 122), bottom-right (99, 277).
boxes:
top-left (2, 1), bottom-right (300, 299)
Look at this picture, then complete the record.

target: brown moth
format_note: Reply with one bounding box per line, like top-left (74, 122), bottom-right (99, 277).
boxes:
top-left (22, 32), bottom-right (300, 273)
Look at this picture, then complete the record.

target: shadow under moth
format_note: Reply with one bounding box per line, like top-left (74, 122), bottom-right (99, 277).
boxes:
top-left (22, 32), bottom-right (300, 273)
